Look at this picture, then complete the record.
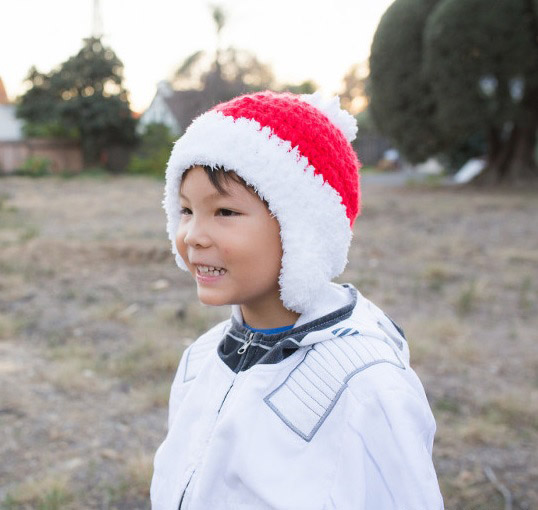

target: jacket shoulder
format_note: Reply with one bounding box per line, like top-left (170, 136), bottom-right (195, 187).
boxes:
top-left (264, 325), bottom-right (406, 441)
top-left (183, 319), bottom-right (230, 383)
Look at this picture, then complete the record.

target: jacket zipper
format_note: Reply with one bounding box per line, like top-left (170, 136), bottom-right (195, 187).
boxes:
top-left (177, 470), bottom-right (195, 510)
top-left (237, 331), bottom-right (254, 354)
top-left (177, 331), bottom-right (255, 509)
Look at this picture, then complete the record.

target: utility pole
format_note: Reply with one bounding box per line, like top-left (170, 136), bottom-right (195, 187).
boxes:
top-left (92, 0), bottom-right (103, 38)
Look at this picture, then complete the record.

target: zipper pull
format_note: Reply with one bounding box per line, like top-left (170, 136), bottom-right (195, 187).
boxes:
top-left (237, 332), bottom-right (254, 354)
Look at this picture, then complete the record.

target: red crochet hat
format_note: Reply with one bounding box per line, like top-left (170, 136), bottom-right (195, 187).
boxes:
top-left (163, 90), bottom-right (361, 315)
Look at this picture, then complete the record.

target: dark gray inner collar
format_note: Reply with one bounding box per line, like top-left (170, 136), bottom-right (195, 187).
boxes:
top-left (217, 284), bottom-right (358, 373)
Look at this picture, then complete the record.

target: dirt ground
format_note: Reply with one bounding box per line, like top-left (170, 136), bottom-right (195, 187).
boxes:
top-left (0, 173), bottom-right (537, 510)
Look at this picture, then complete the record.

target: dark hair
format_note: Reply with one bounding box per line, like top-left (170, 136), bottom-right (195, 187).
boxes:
top-left (181, 165), bottom-right (269, 208)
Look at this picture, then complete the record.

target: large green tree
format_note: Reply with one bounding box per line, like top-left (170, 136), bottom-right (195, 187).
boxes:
top-left (17, 37), bottom-right (137, 166)
top-left (369, 0), bottom-right (538, 183)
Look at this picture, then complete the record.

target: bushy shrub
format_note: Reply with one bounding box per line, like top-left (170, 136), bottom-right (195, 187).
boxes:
top-left (127, 123), bottom-right (175, 178)
top-left (16, 156), bottom-right (52, 176)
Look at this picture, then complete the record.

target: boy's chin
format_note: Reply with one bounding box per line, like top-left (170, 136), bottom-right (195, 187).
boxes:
top-left (196, 288), bottom-right (230, 307)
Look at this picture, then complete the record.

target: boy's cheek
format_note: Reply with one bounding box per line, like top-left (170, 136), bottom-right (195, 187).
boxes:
top-left (175, 228), bottom-right (186, 252)
top-left (175, 234), bottom-right (190, 268)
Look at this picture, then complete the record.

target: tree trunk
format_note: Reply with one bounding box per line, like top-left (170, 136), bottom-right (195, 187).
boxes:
top-left (471, 122), bottom-right (538, 185)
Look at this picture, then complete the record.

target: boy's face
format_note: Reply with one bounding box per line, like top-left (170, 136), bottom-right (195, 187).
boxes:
top-left (176, 166), bottom-right (283, 316)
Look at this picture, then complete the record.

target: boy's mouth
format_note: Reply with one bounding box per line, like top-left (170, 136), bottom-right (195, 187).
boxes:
top-left (196, 265), bottom-right (227, 277)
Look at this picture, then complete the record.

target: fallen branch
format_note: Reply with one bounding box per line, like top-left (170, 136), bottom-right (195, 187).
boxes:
top-left (484, 466), bottom-right (513, 510)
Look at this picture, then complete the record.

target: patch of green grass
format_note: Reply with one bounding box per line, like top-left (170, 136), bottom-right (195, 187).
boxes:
top-left (457, 418), bottom-right (512, 447)
top-left (518, 275), bottom-right (533, 314)
top-left (438, 472), bottom-right (505, 510)
top-left (1, 476), bottom-right (73, 510)
top-left (0, 210), bottom-right (22, 231)
top-left (61, 288), bottom-right (77, 301)
top-left (480, 394), bottom-right (538, 431)
top-left (0, 260), bottom-right (18, 274)
top-left (123, 451), bottom-right (154, 497)
top-left (44, 331), bottom-right (69, 349)
top-left (103, 480), bottom-right (130, 506)
top-left (58, 166), bottom-right (110, 180)
top-left (37, 488), bottom-right (71, 510)
top-left (434, 396), bottom-right (461, 415)
top-left (15, 156), bottom-right (52, 177)
top-left (18, 225), bottom-right (40, 242)
top-left (100, 451), bottom-right (153, 507)
top-left (0, 495), bottom-right (17, 510)
top-left (107, 339), bottom-right (180, 383)
top-left (136, 379), bottom-right (174, 410)
top-left (351, 274), bottom-right (379, 293)
top-left (405, 173), bottom-right (446, 189)
top-left (456, 280), bottom-right (477, 316)
top-left (46, 341), bottom-right (94, 362)
top-left (423, 264), bottom-right (459, 292)
top-left (0, 191), bottom-right (15, 212)
top-left (180, 302), bottom-right (229, 336)
top-left (0, 313), bottom-right (23, 340)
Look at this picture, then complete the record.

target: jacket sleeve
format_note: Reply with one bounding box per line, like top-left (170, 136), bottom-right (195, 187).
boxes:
top-left (326, 383), bottom-right (444, 510)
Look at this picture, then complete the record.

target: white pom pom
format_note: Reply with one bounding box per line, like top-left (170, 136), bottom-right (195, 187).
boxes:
top-left (300, 91), bottom-right (358, 142)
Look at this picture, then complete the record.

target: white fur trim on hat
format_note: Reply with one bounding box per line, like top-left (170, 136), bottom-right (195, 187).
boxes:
top-left (163, 110), bottom-right (352, 315)
top-left (300, 91), bottom-right (358, 142)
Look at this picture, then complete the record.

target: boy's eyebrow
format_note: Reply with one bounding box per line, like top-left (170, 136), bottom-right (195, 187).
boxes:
top-left (179, 191), bottom-right (230, 201)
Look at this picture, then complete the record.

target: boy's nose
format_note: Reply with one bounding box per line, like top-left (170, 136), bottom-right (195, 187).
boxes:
top-left (183, 219), bottom-right (212, 248)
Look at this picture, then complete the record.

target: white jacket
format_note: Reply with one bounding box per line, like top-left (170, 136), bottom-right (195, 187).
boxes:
top-left (151, 283), bottom-right (444, 510)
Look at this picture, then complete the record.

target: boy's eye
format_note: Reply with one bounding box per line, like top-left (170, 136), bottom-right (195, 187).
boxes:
top-left (217, 209), bottom-right (239, 217)
top-left (180, 207), bottom-right (239, 217)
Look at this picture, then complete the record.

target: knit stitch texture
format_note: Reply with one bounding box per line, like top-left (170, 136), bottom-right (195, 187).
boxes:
top-left (213, 91), bottom-right (361, 226)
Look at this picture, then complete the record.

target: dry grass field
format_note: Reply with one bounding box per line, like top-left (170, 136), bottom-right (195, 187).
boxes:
top-left (0, 173), bottom-right (537, 510)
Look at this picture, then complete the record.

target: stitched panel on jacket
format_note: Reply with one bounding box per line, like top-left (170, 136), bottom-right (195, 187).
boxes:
top-left (183, 328), bottom-right (225, 383)
top-left (264, 334), bottom-right (406, 441)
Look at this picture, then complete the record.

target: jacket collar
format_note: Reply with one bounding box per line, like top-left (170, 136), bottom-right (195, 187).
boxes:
top-left (228, 282), bottom-right (358, 345)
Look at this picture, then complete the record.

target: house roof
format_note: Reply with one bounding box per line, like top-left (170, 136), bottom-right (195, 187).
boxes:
top-left (0, 77), bottom-right (9, 105)
top-left (163, 89), bottom-right (208, 132)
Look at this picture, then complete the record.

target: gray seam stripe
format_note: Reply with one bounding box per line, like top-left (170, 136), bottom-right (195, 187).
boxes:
top-left (251, 342), bottom-right (271, 350)
top-left (227, 332), bottom-right (247, 344)
top-left (226, 332), bottom-right (278, 351)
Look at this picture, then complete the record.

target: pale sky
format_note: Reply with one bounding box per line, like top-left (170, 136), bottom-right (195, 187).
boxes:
top-left (1, 0), bottom-right (394, 112)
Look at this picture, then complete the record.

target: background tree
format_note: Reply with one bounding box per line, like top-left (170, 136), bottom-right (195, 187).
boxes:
top-left (168, 4), bottom-right (321, 134)
top-left (17, 37), bottom-right (137, 166)
top-left (423, 0), bottom-right (538, 183)
top-left (172, 5), bottom-right (275, 104)
top-left (369, 0), bottom-right (443, 165)
top-left (369, 0), bottom-right (538, 183)
top-left (280, 80), bottom-right (317, 95)
top-left (339, 61), bottom-right (369, 115)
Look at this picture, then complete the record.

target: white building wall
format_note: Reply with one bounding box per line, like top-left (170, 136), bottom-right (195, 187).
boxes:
top-left (0, 105), bottom-right (23, 141)
top-left (139, 81), bottom-right (181, 136)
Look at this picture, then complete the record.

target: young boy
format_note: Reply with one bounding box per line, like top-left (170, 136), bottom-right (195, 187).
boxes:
top-left (151, 91), bottom-right (444, 509)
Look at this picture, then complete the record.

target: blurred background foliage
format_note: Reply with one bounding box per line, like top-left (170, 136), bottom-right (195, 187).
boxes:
top-left (368, 0), bottom-right (538, 183)
top-left (13, 0), bottom-right (538, 184)
top-left (17, 38), bottom-right (137, 167)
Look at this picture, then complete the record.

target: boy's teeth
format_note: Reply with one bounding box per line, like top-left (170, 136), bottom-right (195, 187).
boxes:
top-left (197, 265), bottom-right (226, 276)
